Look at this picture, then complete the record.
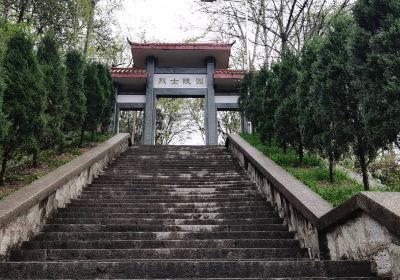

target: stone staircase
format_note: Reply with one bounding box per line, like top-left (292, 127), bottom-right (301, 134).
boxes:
top-left (1, 146), bottom-right (376, 279)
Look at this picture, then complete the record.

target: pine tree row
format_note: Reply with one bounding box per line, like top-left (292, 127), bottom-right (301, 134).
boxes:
top-left (239, 0), bottom-right (400, 191)
top-left (0, 27), bottom-right (115, 185)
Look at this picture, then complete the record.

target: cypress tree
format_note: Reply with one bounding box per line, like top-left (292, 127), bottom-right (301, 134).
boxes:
top-left (0, 30), bottom-right (9, 153)
top-left (37, 32), bottom-right (68, 152)
top-left (259, 65), bottom-right (279, 145)
top-left (297, 37), bottom-right (323, 155)
top-left (348, 0), bottom-right (400, 190)
top-left (238, 71), bottom-right (256, 132)
top-left (1, 30), bottom-right (45, 184)
top-left (65, 50), bottom-right (86, 135)
top-left (82, 62), bottom-right (105, 144)
top-left (273, 51), bottom-right (303, 160)
top-left (97, 63), bottom-right (115, 133)
top-left (310, 15), bottom-right (354, 182)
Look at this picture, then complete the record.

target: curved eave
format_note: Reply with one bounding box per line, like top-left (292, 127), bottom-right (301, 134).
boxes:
top-left (129, 42), bottom-right (234, 68)
top-left (112, 73), bottom-right (148, 79)
top-left (214, 69), bottom-right (246, 80)
top-left (129, 42), bottom-right (234, 51)
top-left (110, 68), bottom-right (148, 79)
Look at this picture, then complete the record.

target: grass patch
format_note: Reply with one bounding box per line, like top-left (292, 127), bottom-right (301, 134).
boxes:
top-left (241, 133), bottom-right (365, 206)
top-left (0, 132), bottom-right (113, 200)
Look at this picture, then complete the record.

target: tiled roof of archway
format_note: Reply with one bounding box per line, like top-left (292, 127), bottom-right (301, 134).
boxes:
top-left (129, 42), bottom-right (234, 51)
top-left (110, 67), bottom-right (147, 78)
top-left (111, 67), bottom-right (245, 80)
top-left (214, 69), bottom-right (246, 79)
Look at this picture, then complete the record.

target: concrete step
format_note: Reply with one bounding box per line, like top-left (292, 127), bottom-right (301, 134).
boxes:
top-left (83, 186), bottom-right (257, 191)
top-left (58, 206), bottom-right (275, 213)
top-left (79, 191), bottom-right (260, 197)
top-left (10, 248), bottom-right (309, 261)
top-left (21, 239), bottom-right (300, 250)
top-left (1, 278), bottom-right (377, 280)
top-left (42, 224), bottom-right (289, 232)
top-left (66, 201), bottom-right (267, 208)
top-left (32, 231), bottom-right (296, 241)
top-left (48, 217), bottom-right (282, 226)
top-left (0, 261), bottom-right (375, 279)
top-left (54, 211), bottom-right (279, 219)
top-left (72, 197), bottom-right (266, 203)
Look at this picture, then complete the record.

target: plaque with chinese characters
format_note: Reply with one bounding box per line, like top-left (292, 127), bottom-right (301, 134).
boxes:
top-left (153, 74), bottom-right (208, 89)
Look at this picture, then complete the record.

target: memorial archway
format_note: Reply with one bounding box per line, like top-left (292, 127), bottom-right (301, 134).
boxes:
top-left (111, 42), bottom-right (245, 145)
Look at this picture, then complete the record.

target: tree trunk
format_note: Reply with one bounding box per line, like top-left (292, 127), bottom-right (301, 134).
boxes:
top-left (0, 154), bottom-right (8, 186)
top-left (83, 1), bottom-right (96, 57)
top-left (298, 141), bottom-right (304, 165)
top-left (283, 142), bottom-right (287, 154)
top-left (17, 0), bottom-right (27, 23)
top-left (91, 130), bottom-right (94, 141)
top-left (328, 152), bottom-right (334, 183)
top-left (32, 151), bottom-right (39, 167)
top-left (79, 128), bottom-right (85, 147)
top-left (357, 142), bottom-right (370, 191)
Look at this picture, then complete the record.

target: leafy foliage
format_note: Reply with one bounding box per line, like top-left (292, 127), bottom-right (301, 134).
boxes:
top-left (37, 32), bottom-right (68, 151)
top-left (239, 0), bottom-right (400, 191)
top-left (1, 29), bottom-right (45, 183)
top-left (64, 50), bottom-right (86, 134)
top-left (83, 62), bottom-right (104, 135)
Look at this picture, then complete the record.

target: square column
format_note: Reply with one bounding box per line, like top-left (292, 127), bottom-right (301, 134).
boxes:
top-left (205, 57), bottom-right (218, 145)
top-left (143, 57), bottom-right (156, 145)
top-left (114, 104), bottom-right (120, 134)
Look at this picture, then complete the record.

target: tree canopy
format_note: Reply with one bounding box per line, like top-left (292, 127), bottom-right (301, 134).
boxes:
top-left (239, 0), bottom-right (400, 190)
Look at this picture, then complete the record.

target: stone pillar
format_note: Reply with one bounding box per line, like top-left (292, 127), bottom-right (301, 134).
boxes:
top-left (241, 113), bottom-right (249, 134)
top-left (143, 57), bottom-right (156, 145)
top-left (114, 104), bottom-right (120, 134)
top-left (205, 57), bottom-right (218, 145)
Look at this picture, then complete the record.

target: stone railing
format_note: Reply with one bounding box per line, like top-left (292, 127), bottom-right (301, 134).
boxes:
top-left (0, 133), bottom-right (131, 261)
top-left (227, 134), bottom-right (400, 279)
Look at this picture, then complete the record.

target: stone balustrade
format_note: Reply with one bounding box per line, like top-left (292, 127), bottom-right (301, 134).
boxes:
top-left (227, 133), bottom-right (400, 279)
top-left (0, 133), bottom-right (131, 261)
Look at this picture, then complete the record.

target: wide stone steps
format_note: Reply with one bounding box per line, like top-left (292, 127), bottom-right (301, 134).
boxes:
top-left (54, 211), bottom-right (278, 219)
top-left (41, 224), bottom-right (289, 232)
top-left (0, 261), bottom-right (374, 279)
top-left (57, 206), bottom-right (274, 213)
top-left (32, 231), bottom-right (296, 241)
top-left (21, 239), bottom-right (300, 249)
top-left (48, 218), bottom-right (282, 226)
top-left (10, 248), bottom-right (309, 261)
top-left (0, 145), bottom-right (376, 279)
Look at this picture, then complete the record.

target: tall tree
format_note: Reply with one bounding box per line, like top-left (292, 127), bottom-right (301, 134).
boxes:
top-left (82, 62), bottom-right (104, 143)
top-left (273, 51), bottom-right (303, 160)
top-left (65, 50), bottom-right (87, 135)
top-left (296, 37), bottom-right (322, 155)
top-left (310, 15), bottom-right (353, 182)
top-left (1, 29), bottom-right (45, 183)
top-left (238, 71), bottom-right (264, 132)
top-left (97, 63), bottom-right (115, 133)
top-left (37, 32), bottom-right (68, 152)
top-left (0, 28), bottom-right (9, 155)
top-left (347, 0), bottom-right (400, 190)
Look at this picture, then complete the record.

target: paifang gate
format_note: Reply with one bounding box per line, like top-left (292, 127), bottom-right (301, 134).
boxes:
top-left (111, 42), bottom-right (246, 145)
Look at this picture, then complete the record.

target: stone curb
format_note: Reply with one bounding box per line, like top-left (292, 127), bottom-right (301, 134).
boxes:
top-left (0, 133), bottom-right (130, 229)
top-left (226, 134), bottom-right (333, 223)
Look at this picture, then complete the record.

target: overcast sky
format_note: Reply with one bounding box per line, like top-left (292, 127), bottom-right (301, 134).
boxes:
top-left (113, 0), bottom-right (229, 145)
top-left (115, 0), bottom-right (209, 43)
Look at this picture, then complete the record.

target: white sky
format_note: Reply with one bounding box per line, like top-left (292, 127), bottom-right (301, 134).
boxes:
top-left (115, 0), bottom-right (209, 43)
top-left (113, 0), bottom-right (229, 145)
